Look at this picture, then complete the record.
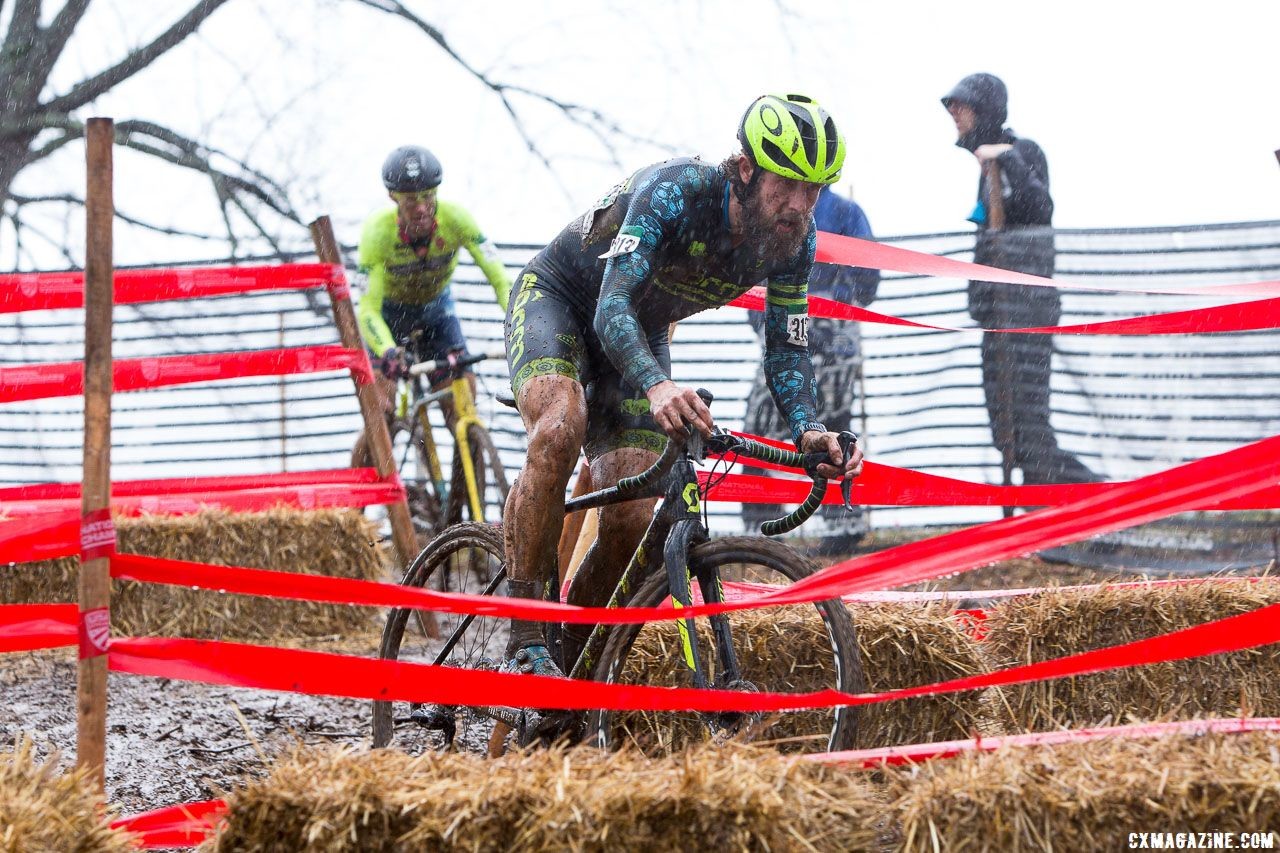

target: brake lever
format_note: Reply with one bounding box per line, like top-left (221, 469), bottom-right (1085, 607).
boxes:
top-left (838, 431), bottom-right (858, 511)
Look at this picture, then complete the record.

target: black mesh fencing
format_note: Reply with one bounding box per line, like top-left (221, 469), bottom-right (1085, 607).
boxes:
top-left (4, 221), bottom-right (1279, 571)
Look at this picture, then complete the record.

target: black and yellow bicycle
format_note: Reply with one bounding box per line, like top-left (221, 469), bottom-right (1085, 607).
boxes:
top-left (372, 391), bottom-right (864, 755)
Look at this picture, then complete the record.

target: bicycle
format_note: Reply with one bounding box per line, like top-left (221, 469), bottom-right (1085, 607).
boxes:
top-left (351, 347), bottom-right (511, 540)
top-left (372, 390), bottom-right (865, 756)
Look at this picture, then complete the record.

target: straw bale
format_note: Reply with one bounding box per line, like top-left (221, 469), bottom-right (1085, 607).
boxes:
top-left (0, 508), bottom-right (389, 641)
top-left (890, 730), bottom-right (1280, 852)
top-left (202, 744), bottom-right (885, 852)
top-left (982, 579), bottom-right (1280, 730)
top-left (612, 601), bottom-right (996, 753)
top-left (0, 736), bottom-right (134, 853)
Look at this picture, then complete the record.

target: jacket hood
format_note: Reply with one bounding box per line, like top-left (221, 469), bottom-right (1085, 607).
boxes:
top-left (942, 73), bottom-right (1008, 151)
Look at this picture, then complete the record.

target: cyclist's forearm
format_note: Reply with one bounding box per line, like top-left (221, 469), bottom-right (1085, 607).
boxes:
top-left (357, 273), bottom-right (397, 357)
top-left (763, 290), bottom-right (821, 443)
top-left (595, 290), bottom-right (668, 392)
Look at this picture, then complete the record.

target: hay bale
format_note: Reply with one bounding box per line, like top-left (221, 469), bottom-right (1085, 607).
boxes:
top-left (982, 580), bottom-right (1280, 730)
top-left (612, 601), bottom-right (996, 753)
top-left (0, 736), bottom-right (134, 853)
top-left (202, 744), bottom-right (884, 852)
top-left (890, 730), bottom-right (1280, 851)
top-left (0, 508), bottom-right (388, 641)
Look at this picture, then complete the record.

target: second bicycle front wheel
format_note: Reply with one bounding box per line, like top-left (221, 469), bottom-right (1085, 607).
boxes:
top-left (587, 536), bottom-right (863, 754)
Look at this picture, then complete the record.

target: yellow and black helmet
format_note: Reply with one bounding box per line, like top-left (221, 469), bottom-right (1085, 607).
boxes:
top-left (737, 93), bottom-right (845, 185)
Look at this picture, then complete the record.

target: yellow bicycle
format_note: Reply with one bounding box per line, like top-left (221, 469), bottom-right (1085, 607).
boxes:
top-left (352, 350), bottom-right (510, 540)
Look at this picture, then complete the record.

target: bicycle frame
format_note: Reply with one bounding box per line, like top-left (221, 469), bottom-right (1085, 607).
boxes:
top-left (560, 444), bottom-right (727, 688)
top-left (400, 370), bottom-right (487, 523)
top-left (412, 414), bottom-right (842, 746)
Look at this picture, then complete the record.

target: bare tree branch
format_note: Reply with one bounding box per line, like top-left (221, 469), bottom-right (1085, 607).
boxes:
top-left (1, 1), bottom-right (41, 67)
top-left (22, 0), bottom-right (94, 89)
top-left (43, 0), bottom-right (233, 113)
top-left (349, 0), bottom-right (678, 170)
top-left (10, 191), bottom-right (229, 239)
top-left (5, 202), bottom-right (80, 267)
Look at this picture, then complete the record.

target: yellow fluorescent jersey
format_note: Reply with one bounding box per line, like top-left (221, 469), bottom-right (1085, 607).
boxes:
top-left (356, 201), bottom-right (511, 356)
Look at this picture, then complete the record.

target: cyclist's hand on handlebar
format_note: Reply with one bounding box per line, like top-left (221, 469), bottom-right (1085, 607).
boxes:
top-left (799, 430), bottom-right (863, 481)
top-left (378, 347), bottom-right (411, 381)
top-left (646, 380), bottom-right (714, 439)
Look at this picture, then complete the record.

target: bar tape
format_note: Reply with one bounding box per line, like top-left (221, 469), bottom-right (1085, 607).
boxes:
top-left (0, 264), bottom-right (344, 314)
top-left (104, 598), bottom-right (1280, 714)
top-left (0, 345), bottom-right (372, 403)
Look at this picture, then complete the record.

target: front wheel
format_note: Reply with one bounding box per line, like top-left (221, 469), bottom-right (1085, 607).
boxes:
top-left (372, 522), bottom-right (507, 752)
top-left (587, 536), bottom-right (863, 754)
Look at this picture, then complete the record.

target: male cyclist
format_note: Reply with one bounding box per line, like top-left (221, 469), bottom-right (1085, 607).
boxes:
top-left (357, 145), bottom-right (511, 420)
top-left (503, 94), bottom-right (865, 677)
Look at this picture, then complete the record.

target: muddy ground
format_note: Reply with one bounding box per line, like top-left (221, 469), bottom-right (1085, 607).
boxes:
top-left (1, 552), bottom-right (1265, 836)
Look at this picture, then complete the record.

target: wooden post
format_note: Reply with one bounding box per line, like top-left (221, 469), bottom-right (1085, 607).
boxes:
top-left (77, 117), bottom-right (114, 794)
top-left (983, 160), bottom-right (1006, 231)
top-left (309, 216), bottom-right (437, 635)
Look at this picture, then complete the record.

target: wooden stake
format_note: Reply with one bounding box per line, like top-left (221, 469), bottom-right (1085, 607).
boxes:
top-left (309, 216), bottom-right (437, 636)
top-left (76, 117), bottom-right (114, 794)
top-left (983, 160), bottom-right (1006, 231)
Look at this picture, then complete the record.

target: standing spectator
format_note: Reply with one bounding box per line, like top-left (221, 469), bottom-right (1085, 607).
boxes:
top-left (741, 184), bottom-right (879, 555)
top-left (941, 73), bottom-right (1095, 485)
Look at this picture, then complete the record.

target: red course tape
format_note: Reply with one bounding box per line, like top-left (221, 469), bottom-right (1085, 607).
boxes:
top-left (814, 231), bottom-right (1280, 299)
top-left (104, 599), bottom-right (1280, 713)
top-left (0, 264), bottom-right (343, 314)
top-left (807, 717), bottom-right (1280, 768)
top-left (0, 345), bottom-right (371, 403)
top-left (105, 431), bottom-right (1280, 625)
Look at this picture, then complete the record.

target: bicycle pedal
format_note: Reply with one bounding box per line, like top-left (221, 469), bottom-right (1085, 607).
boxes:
top-left (410, 703), bottom-right (455, 730)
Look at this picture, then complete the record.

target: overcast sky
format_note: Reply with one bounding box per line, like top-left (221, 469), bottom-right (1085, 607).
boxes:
top-left (13, 0), bottom-right (1280, 265)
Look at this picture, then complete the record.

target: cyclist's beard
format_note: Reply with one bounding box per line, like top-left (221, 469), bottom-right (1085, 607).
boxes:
top-left (741, 190), bottom-right (808, 264)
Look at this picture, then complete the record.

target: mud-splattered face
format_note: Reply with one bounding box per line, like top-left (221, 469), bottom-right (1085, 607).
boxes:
top-left (391, 189), bottom-right (437, 238)
top-left (737, 159), bottom-right (820, 263)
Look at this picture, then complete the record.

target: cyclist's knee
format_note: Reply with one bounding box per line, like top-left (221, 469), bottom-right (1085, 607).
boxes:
top-left (523, 389), bottom-right (586, 470)
top-left (598, 500), bottom-right (652, 544)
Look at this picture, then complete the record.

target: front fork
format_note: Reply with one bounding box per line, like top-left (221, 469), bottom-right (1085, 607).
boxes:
top-left (664, 518), bottom-right (741, 691)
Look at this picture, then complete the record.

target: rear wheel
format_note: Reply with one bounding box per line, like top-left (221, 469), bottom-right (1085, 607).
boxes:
top-left (372, 522), bottom-right (507, 752)
top-left (586, 536), bottom-right (863, 754)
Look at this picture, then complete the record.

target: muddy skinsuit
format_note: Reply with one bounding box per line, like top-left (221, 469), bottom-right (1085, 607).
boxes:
top-left (506, 156), bottom-right (824, 607)
top-left (742, 187), bottom-right (878, 547)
